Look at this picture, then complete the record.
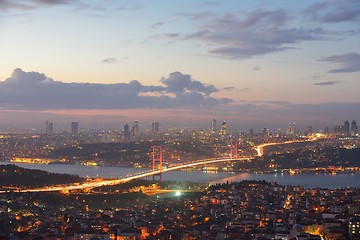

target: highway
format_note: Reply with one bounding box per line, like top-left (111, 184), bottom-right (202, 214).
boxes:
top-left (6, 157), bottom-right (250, 193)
top-left (255, 139), bottom-right (312, 156)
top-left (3, 139), bottom-right (317, 193)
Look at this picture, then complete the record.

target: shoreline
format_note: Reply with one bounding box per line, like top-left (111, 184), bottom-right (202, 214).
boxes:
top-left (1, 160), bottom-right (360, 176)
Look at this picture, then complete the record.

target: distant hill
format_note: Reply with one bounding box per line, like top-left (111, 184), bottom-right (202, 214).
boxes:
top-left (0, 164), bottom-right (84, 189)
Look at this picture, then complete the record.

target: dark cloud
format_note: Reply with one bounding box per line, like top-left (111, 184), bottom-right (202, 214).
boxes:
top-left (0, 69), bottom-right (231, 110)
top-left (164, 10), bottom-right (337, 59)
top-left (238, 9), bottom-right (290, 28)
top-left (304, 0), bottom-right (360, 23)
top-left (164, 33), bottom-right (180, 38)
top-left (253, 66), bottom-right (261, 71)
top-left (101, 57), bottom-right (117, 64)
top-left (160, 71), bottom-right (218, 96)
top-left (313, 81), bottom-right (339, 86)
top-left (319, 52), bottom-right (360, 73)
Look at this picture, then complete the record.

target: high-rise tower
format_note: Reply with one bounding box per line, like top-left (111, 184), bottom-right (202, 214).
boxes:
top-left (287, 122), bottom-right (296, 136)
top-left (220, 121), bottom-right (227, 135)
top-left (45, 121), bottom-right (53, 135)
top-left (344, 120), bottom-right (350, 136)
top-left (133, 120), bottom-right (140, 139)
top-left (152, 122), bottom-right (159, 135)
top-left (123, 124), bottom-right (130, 140)
top-left (71, 122), bottom-right (79, 136)
top-left (211, 119), bottom-right (217, 134)
top-left (351, 120), bottom-right (358, 136)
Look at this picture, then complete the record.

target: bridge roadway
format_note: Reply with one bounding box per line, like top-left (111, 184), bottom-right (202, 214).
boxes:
top-left (255, 139), bottom-right (313, 157)
top-left (5, 157), bottom-right (251, 193)
top-left (3, 139), bottom-right (317, 193)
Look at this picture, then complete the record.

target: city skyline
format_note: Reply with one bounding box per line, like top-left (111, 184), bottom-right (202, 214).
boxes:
top-left (0, 0), bottom-right (359, 129)
top-left (29, 118), bottom-right (360, 136)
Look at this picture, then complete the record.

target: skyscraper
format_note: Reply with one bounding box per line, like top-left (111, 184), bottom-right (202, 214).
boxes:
top-left (152, 122), bottom-right (159, 135)
top-left (123, 124), bottom-right (130, 140)
top-left (211, 119), bottom-right (217, 134)
top-left (351, 120), bottom-right (358, 136)
top-left (133, 120), bottom-right (140, 139)
top-left (287, 122), bottom-right (296, 136)
top-left (45, 121), bottom-right (53, 135)
top-left (344, 120), bottom-right (350, 136)
top-left (71, 122), bottom-right (79, 136)
top-left (220, 121), bottom-right (227, 135)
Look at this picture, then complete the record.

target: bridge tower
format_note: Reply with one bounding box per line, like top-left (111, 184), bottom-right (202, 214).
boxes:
top-left (229, 139), bottom-right (239, 160)
top-left (152, 146), bottom-right (163, 181)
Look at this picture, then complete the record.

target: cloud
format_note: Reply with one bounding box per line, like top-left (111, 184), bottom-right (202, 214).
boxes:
top-left (150, 22), bottom-right (165, 29)
top-left (319, 52), bottom-right (360, 73)
top-left (160, 71), bottom-right (218, 96)
top-left (33, 0), bottom-right (75, 5)
top-left (239, 88), bottom-right (252, 93)
top-left (163, 33), bottom-right (180, 38)
top-left (0, 0), bottom-right (78, 10)
top-left (0, 0), bottom-right (35, 10)
top-left (223, 86), bottom-right (234, 91)
top-left (163, 10), bottom-right (337, 59)
top-left (313, 81), bottom-right (339, 86)
top-left (101, 57), bottom-right (117, 64)
top-left (179, 12), bottom-right (214, 21)
top-left (0, 0), bottom-right (137, 12)
top-left (0, 69), bottom-right (231, 110)
top-left (304, 0), bottom-right (360, 23)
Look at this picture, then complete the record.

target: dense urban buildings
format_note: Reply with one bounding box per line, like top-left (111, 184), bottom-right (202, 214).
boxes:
top-left (151, 122), bottom-right (160, 135)
top-left (0, 118), bottom-right (359, 239)
top-left (220, 121), bottom-right (227, 136)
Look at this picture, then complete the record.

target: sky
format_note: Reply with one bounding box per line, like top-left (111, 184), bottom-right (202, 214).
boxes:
top-left (0, 0), bottom-right (359, 132)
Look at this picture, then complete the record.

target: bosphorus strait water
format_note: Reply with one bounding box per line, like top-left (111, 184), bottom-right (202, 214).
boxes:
top-left (2, 161), bottom-right (360, 189)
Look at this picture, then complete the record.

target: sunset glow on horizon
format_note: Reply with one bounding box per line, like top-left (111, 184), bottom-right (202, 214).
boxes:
top-left (0, 0), bottom-right (359, 131)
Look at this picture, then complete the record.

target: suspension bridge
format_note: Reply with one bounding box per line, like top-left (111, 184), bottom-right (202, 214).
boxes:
top-left (1, 139), bottom-right (301, 193)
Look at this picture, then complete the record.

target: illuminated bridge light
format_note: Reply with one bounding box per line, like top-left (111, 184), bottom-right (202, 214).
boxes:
top-left (11, 140), bottom-right (313, 194)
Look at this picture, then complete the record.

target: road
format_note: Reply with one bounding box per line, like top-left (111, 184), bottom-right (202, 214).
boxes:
top-left (3, 138), bottom-right (318, 193)
top-left (4, 157), bottom-right (250, 193)
top-left (255, 139), bottom-right (311, 156)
